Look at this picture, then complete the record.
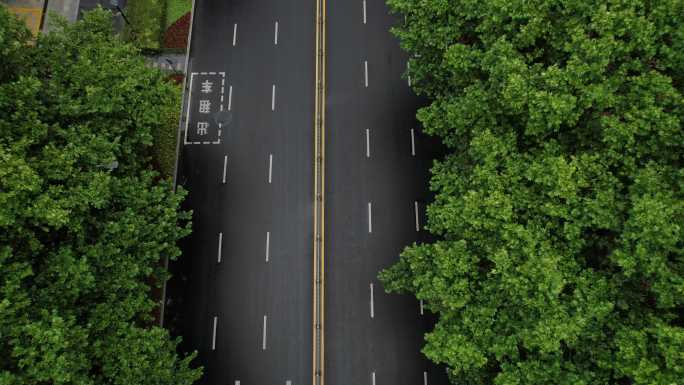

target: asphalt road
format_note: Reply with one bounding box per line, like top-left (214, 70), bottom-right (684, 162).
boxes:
top-left (324, 1), bottom-right (448, 384)
top-left (167, 1), bottom-right (315, 384)
top-left (168, 0), bottom-right (447, 384)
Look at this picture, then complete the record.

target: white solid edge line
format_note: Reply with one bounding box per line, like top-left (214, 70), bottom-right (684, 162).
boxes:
top-left (183, 73), bottom-right (196, 144)
top-left (222, 155), bottom-right (228, 183)
top-left (371, 371), bottom-right (376, 385)
top-left (370, 283), bottom-right (374, 318)
top-left (420, 299), bottom-right (424, 315)
top-left (212, 316), bottom-right (218, 350)
top-left (265, 231), bottom-right (270, 262)
top-left (217, 232), bottom-right (223, 263)
top-left (415, 201), bottom-right (420, 232)
top-left (233, 23), bottom-right (237, 46)
top-left (274, 21), bottom-right (279, 45)
top-left (271, 84), bottom-right (276, 111)
top-left (368, 202), bottom-right (372, 233)
top-left (411, 128), bottom-right (416, 156)
top-left (363, 0), bottom-right (367, 24)
top-left (424, 371), bottom-right (428, 385)
top-left (366, 129), bottom-right (370, 158)
top-left (364, 60), bottom-right (368, 87)
top-left (268, 154), bottom-right (273, 184)
top-left (228, 85), bottom-right (233, 111)
top-left (262, 315), bottom-right (267, 350)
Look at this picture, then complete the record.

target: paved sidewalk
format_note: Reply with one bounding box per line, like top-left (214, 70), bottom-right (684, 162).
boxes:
top-left (42, 0), bottom-right (79, 32)
top-left (147, 54), bottom-right (186, 73)
top-left (3, 0), bottom-right (129, 34)
top-left (44, 0), bottom-right (128, 32)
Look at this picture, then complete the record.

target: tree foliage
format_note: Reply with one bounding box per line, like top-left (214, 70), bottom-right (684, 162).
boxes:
top-left (380, 0), bottom-right (683, 383)
top-left (0, 8), bottom-right (201, 384)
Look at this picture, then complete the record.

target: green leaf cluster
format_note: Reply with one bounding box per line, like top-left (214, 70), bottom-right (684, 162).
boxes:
top-left (380, 0), bottom-right (683, 383)
top-left (0, 8), bottom-right (201, 384)
top-left (124, 0), bottom-right (165, 50)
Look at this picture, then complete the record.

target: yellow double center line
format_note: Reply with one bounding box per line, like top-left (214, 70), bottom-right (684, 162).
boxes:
top-left (313, 0), bottom-right (326, 384)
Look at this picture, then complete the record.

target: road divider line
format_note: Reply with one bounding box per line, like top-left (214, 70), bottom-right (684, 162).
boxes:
top-left (265, 232), bottom-right (270, 262)
top-left (262, 315), bottom-right (268, 350)
top-left (424, 371), bottom-right (428, 385)
top-left (272, 84), bottom-right (276, 111)
top-left (235, 381), bottom-right (240, 385)
top-left (364, 60), bottom-right (369, 87)
top-left (366, 129), bottom-right (370, 158)
top-left (212, 316), bottom-right (218, 350)
top-left (313, 0), bottom-right (326, 382)
top-left (415, 201), bottom-right (420, 231)
top-left (233, 23), bottom-right (237, 46)
top-left (228, 85), bottom-right (233, 111)
top-left (411, 128), bottom-right (416, 156)
top-left (368, 202), bottom-right (372, 233)
top-left (372, 371), bottom-right (376, 385)
top-left (370, 283), bottom-right (375, 318)
top-left (274, 21), bottom-right (279, 45)
top-left (222, 155), bottom-right (228, 183)
top-left (420, 299), bottom-right (424, 315)
top-left (217, 232), bottom-right (223, 263)
top-left (268, 154), bottom-right (273, 184)
top-left (286, 381), bottom-right (292, 385)
top-left (407, 61), bottom-right (412, 86)
top-left (363, 0), bottom-right (367, 24)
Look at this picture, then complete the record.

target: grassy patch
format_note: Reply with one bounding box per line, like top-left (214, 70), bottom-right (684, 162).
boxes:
top-left (165, 0), bottom-right (191, 29)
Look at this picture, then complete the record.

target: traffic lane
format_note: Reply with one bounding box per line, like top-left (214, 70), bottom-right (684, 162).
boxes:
top-left (187, 0), bottom-right (313, 382)
top-left (212, 120), bottom-right (273, 385)
top-left (211, 19), bottom-right (310, 385)
top-left (172, 147), bottom-right (225, 369)
top-left (366, 6), bottom-right (448, 384)
top-left (361, 7), bottom-right (451, 385)
top-left (324, 0), bottom-right (375, 383)
top-left (174, 0), bottom-right (314, 383)
top-left (324, 1), bottom-right (372, 376)
top-left (325, 86), bottom-right (373, 385)
top-left (325, 0), bottom-right (450, 384)
top-left (186, 2), bottom-right (275, 382)
top-left (263, 0), bottom-right (316, 381)
top-left (324, 83), bottom-right (373, 385)
top-left (265, 107), bottom-right (315, 381)
top-left (175, 138), bottom-right (269, 385)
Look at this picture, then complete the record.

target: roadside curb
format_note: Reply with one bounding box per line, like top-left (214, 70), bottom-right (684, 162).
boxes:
top-left (159, 0), bottom-right (196, 328)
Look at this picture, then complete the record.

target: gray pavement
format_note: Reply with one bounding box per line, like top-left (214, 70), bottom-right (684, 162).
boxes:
top-left (167, 0), bottom-right (446, 384)
top-left (147, 54), bottom-right (186, 73)
top-left (43, 0), bottom-right (79, 33)
top-left (41, 0), bottom-right (127, 33)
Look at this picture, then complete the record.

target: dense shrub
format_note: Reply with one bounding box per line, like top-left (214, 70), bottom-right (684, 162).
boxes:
top-left (0, 8), bottom-right (201, 384)
top-left (124, 0), bottom-right (164, 49)
top-left (380, 0), bottom-right (683, 384)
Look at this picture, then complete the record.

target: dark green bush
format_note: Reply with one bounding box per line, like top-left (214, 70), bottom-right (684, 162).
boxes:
top-left (380, 1), bottom-right (683, 384)
top-left (0, 8), bottom-right (201, 384)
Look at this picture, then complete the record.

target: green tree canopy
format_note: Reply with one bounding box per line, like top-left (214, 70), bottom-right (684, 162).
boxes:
top-left (0, 8), bottom-right (201, 384)
top-left (380, 0), bottom-right (683, 384)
